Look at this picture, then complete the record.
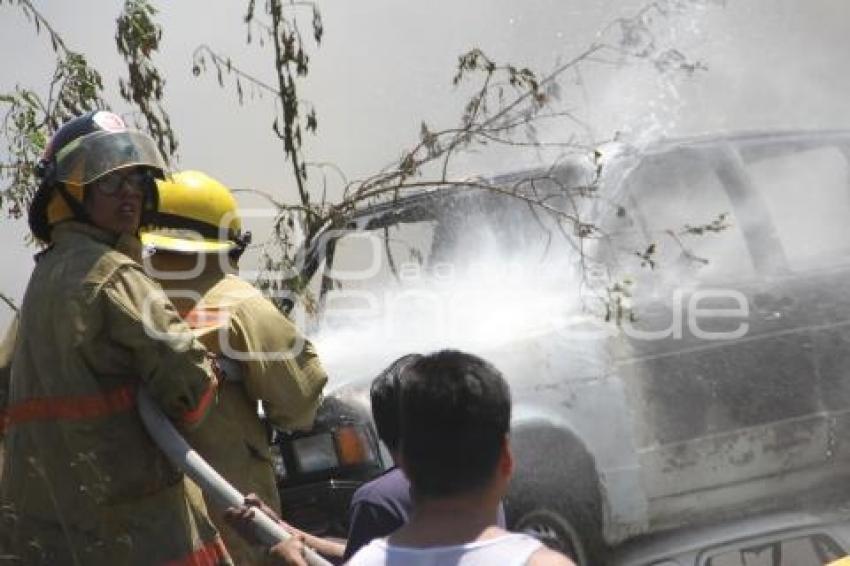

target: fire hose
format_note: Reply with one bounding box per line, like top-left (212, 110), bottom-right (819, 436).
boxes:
top-left (137, 388), bottom-right (332, 566)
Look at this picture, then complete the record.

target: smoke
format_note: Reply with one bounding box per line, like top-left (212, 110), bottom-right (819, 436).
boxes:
top-left (310, 192), bottom-right (592, 387)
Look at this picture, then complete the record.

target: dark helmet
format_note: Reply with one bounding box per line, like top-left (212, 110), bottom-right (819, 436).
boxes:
top-left (28, 111), bottom-right (166, 243)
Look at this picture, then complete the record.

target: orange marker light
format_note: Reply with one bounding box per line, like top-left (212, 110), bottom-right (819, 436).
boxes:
top-left (335, 426), bottom-right (369, 466)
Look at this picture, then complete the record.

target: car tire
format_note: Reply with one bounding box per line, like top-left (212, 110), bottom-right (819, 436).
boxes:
top-left (507, 427), bottom-right (607, 565)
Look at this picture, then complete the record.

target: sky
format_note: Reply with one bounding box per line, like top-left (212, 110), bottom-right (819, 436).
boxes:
top-left (2, 0), bottom-right (850, 330)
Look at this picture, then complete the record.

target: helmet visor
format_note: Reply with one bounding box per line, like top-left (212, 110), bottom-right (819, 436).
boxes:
top-left (54, 130), bottom-right (166, 186)
top-left (140, 230), bottom-right (237, 254)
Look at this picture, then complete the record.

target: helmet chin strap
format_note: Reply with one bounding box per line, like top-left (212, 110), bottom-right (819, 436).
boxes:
top-left (29, 178), bottom-right (93, 244)
top-left (56, 182), bottom-right (93, 225)
top-left (229, 230), bottom-right (252, 262)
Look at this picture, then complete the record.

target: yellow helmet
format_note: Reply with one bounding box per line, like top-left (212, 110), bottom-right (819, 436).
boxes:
top-left (141, 170), bottom-right (248, 254)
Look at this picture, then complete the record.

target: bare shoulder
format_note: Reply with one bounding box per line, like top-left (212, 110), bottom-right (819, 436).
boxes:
top-left (526, 546), bottom-right (577, 566)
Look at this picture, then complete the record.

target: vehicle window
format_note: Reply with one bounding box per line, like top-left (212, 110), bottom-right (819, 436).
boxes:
top-left (328, 190), bottom-right (564, 297)
top-left (704, 533), bottom-right (845, 566)
top-left (614, 150), bottom-right (756, 282)
top-left (329, 220), bottom-right (437, 292)
top-left (316, 191), bottom-right (578, 362)
top-left (746, 145), bottom-right (850, 270)
top-left (317, 221), bottom-right (437, 333)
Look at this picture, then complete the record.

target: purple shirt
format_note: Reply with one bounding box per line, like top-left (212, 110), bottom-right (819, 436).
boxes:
top-left (342, 467), bottom-right (507, 560)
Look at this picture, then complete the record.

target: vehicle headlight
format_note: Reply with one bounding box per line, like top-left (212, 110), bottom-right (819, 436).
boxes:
top-left (335, 425), bottom-right (377, 467)
top-left (291, 425), bottom-right (378, 475)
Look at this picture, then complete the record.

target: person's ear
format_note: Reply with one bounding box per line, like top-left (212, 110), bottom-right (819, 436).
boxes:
top-left (499, 435), bottom-right (513, 479)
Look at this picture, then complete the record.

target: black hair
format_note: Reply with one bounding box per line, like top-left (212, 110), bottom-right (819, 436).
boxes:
top-left (369, 353), bottom-right (422, 452)
top-left (398, 349), bottom-right (511, 499)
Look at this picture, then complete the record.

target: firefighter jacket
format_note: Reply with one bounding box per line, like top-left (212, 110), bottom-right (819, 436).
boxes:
top-left (0, 222), bottom-right (230, 566)
top-left (0, 315), bottom-right (16, 475)
top-left (153, 254), bottom-right (328, 565)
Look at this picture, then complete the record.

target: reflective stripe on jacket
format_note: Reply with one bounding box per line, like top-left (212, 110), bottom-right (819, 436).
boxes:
top-left (0, 222), bottom-right (228, 565)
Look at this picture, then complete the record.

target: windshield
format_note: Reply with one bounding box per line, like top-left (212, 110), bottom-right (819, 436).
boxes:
top-left (313, 187), bottom-right (587, 384)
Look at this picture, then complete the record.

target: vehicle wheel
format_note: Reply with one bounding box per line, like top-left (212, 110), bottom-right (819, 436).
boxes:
top-left (507, 427), bottom-right (607, 565)
top-left (516, 508), bottom-right (588, 564)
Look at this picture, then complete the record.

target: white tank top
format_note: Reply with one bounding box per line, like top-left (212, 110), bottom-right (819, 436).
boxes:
top-left (345, 533), bottom-right (545, 566)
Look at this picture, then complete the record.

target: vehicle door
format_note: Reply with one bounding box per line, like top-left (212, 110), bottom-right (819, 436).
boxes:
top-left (734, 135), bottom-right (850, 468)
top-left (605, 140), bottom-right (836, 517)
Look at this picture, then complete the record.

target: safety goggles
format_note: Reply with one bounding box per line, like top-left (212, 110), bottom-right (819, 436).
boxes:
top-left (92, 168), bottom-right (156, 196)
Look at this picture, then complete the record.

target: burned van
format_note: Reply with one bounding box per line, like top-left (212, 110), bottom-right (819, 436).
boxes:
top-left (273, 130), bottom-right (850, 564)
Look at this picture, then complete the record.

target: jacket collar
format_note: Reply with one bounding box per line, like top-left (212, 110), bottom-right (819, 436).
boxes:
top-left (51, 221), bottom-right (144, 262)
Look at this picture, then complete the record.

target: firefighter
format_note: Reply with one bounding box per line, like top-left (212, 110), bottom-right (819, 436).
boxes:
top-left (0, 112), bottom-right (230, 565)
top-left (141, 170), bottom-right (328, 564)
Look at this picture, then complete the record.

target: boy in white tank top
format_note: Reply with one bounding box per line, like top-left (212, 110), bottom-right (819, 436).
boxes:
top-left (345, 350), bottom-right (574, 566)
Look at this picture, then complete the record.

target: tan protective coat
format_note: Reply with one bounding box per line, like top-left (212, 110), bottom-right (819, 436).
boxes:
top-left (0, 222), bottom-right (229, 565)
top-left (154, 255), bottom-right (327, 565)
